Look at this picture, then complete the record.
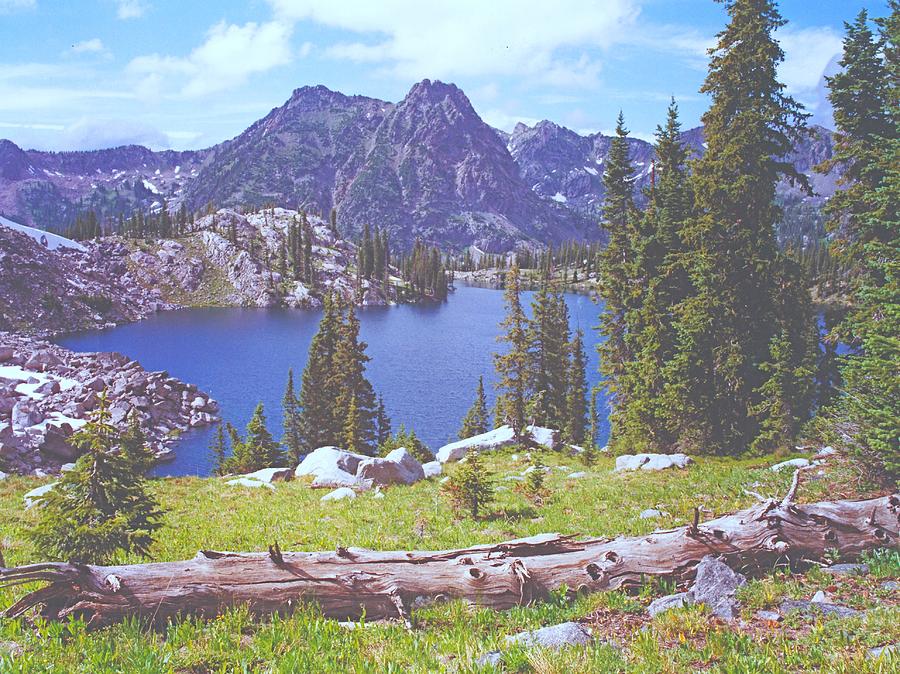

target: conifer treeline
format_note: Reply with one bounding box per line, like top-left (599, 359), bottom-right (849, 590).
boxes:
top-left (493, 263), bottom-right (588, 444)
top-left (396, 238), bottom-right (450, 301)
top-left (451, 241), bottom-right (604, 284)
top-left (355, 223), bottom-right (391, 286)
top-left (816, 4), bottom-right (899, 481)
top-left (280, 212), bottom-right (316, 286)
top-left (598, 0), bottom-right (820, 457)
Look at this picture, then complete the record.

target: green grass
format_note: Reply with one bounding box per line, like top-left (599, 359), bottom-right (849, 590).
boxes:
top-left (0, 451), bottom-right (897, 672)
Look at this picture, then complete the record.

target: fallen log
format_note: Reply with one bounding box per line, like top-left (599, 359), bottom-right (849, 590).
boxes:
top-left (2, 491), bottom-right (897, 628)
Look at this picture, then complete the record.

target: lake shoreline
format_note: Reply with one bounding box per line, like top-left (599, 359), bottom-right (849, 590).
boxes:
top-left (55, 286), bottom-right (610, 476)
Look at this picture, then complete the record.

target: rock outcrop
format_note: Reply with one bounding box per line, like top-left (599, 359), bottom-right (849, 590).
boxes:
top-left (436, 425), bottom-right (559, 463)
top-left (356, 448), bottom-right (425, 486)
top-left (614, 453), bottom-right (692, 472)
top-left (0, 332), bottom-right (218, 474)
top-left (0, 207), bottom-right (416, 339)
top-left (295, 444), bottom-right (428, 489)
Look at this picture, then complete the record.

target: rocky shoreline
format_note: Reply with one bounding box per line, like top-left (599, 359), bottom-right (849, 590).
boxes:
top-left (0, 332), bottom-right (218, 475)
top-left (0, 208), bottom-right (445, 475)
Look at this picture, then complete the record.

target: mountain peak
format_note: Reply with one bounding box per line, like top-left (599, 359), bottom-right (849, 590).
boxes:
top-left (285, 84), bottom-right (349, 108)
top-left (404, 79), bottom-right (471, 108)
top-left (0, 138), bottom-right (35, 181)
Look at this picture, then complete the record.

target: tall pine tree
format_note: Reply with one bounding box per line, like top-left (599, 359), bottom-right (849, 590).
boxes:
top-left (565, 329), bottom-right (589, 445)
top-left (494, 264), bottom-right (530, 438)
top-left (459, 376), bottom-right (489, 439)
top-left (816, 4), bottom-right (899, 481)
top-left (666, 0), bottom-right (816, 455)
top-left (298, 294), bottom-right (343, 450)
top-left (527, 274), bottom-right (570, 429)
top-left (620, 100), bottom-right (693, 452)
top-left (281, 368), bottom-right (303, 462)
top-left (331, 305), bottom-right (379, 454)
top-left (597, 112), bottom-right (639, 448)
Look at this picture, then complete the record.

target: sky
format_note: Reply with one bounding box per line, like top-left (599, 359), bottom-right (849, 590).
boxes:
top-left (0, 0), bottom-right (890, 152)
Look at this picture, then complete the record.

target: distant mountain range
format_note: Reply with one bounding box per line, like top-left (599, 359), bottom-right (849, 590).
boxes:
top-left (0, 79), bottom-right (839, 251)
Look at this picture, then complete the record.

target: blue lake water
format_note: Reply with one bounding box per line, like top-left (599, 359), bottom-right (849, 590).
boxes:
top-left (56, 285), bottom-right (610, 476)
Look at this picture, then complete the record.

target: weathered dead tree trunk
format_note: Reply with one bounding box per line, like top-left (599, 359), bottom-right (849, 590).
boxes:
top-left (2, 492), bottom-right (897, 628)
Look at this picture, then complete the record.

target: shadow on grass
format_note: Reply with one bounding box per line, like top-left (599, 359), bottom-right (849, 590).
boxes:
top-left (483, 505), bottom-right (539, 522)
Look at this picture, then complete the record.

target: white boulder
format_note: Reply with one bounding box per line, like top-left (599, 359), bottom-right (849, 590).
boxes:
top-left (310, 467), bottom-right (361, 489)
top-left (356, 448), bottom-right (425, 486)
top-left (240, 467), bottom-right (293, 484)
top-left (226, 477), bottom-right (276, 491)
top-left (435, 425), bottom-right (558, 463)
top-left (814, 446), bottom-right (838, 459)
top-left (769, 458), bottom-right (810, 472)
top-left (321, 487), bottom-right (356, 502)
top-left (615, 453), bottom-right (692, 472)
top-left (422, 461), bottom-right (442, 478)
top-left (24, 482), bottom-right (57, 508)
top-left (295, 446), bottom-right (367, 478)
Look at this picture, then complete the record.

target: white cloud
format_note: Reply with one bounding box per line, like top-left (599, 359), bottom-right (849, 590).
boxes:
top-left (69, 38), bottom-right (108, 56)
top-left (0, 118), bottom-right (171, 151)
top-left (269, 0), bottom-right (638, 87)
top-left (115, 0), bottom-right (148, 20)
top-left (480, 109), bottom-right (543, 132)
top-left (777, 26), bottom-right (843, 101)
top-left (0, 121), bottom-right (66, 131)
top-left (128, 20), bottom-right (295, 98)
top-left (62, 117), bottom-right (170, 149)
top-left (0, 85), bottom-right (133, 111)
top-left (0, 0), bottom-right (35, 13)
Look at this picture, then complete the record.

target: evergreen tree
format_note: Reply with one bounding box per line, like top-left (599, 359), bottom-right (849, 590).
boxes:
top-left (297, 296), bottom-right (381, 455)
top-left (329, 207), bottom-right (339, 237)
top-left (459, 376), bottom-right (489, 439)
top-left (588, 389), bottom-right (600, 453)
top-left (379, 425), bottom-right (433, 464)
top-left (665, 0), bottom-right (816, 455)
top-left (494, 264), bottom-right (530, 438)
top-left (298, 295), bottom-right (343, 450)
top-left (618, 100), bottom-right (693, 452)
top-left (210, 423), bottom-right (229, 476)
top-left (443, 451), bottom-right (494, 519)
top-left (816, 4), bottom-right (899, 481)
top-left (228, 403), bottom-right (284, 473)
top-left (522, 454), bottom-right (548, 505)
top-left (331, 305), bottom-right (379, 454)
top-left (597, 112), bottom-right (639, 446)
top-left (527, 275), bottom-right (570, 429)
top-left (375, 396), bottom-right (392, 447)
top-left (119, 410), bottom-right (156, 474)
top-left (281, 368), bottom-right (303, 463)
top-left (343, 395), bottom-right (363, 454)
top-left (565, 329), bottom-right (588, 445)
top-left (30, 394), bottom-right (162, 564)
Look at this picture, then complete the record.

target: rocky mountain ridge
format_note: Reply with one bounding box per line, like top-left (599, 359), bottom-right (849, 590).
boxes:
top-left (0, 80), bottom-right (838, 251)
top-left (0, 207), bottom-right (396, 339)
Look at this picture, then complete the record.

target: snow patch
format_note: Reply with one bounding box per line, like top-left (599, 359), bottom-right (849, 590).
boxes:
top-left (0, 216), bottom-right (87, 252)
top-left (142, 179), bottom-right (160, 194)
top-left (551, 192), bottom-right (567, 203)
top-left (584, 166), bottom-right (598, 176)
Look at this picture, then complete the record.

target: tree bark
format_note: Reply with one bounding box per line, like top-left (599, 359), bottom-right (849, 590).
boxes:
top-left (3, 492), bottom-right (897, 628)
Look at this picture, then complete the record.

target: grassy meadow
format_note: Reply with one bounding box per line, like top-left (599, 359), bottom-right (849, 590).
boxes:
top-left (0, 450), bottom-right (897, 673)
